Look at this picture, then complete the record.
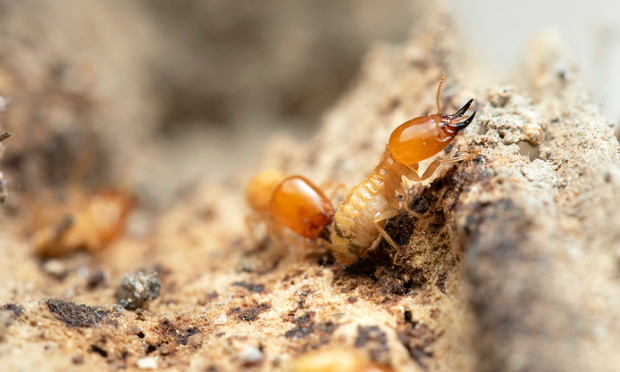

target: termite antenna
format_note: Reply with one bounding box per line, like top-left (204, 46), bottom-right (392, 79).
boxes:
top-left (436, 73), bottom-right (446, 115)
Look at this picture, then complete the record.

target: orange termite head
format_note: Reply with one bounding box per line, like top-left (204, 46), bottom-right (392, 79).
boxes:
top-left (388, 74), bottom-right (476, 164)
top-left (387, 100), bottom-right (476, 165)
top-left (246, 169), bottom-right (286, 212)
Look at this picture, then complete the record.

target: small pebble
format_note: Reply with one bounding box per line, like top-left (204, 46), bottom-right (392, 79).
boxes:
top-left (117, 271), bottom-right (162, 310)
top-left (238, 345), bottom-right (263, 365)
top-left (502, 133), bottom-right (519, 145)
top-left (42, 259), bottom-right (68, 279)
top-left (158, 345), bottom-right (173, 355)
top-left (188, 332), bottom-right (204, 348)
top-left (130, 326), bottom-right (141, 334)
top-left (87, 271), bottom-right (105, 289)
top-left (213, 314), bottom-right (227, 325)
top-left (135, 308), bottom-right (147, 321)
top-left (77, 266), bottom-right (89, 278)
top-left (137, 357), bottom-right (158, 369)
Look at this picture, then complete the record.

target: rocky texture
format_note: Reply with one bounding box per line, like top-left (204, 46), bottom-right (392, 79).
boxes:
top-left (1, 6), bottom-right (620, 372)
top-left (459, 34), bottom-right (620, 372)
top-left (117, 272), bottom-right (162, 310)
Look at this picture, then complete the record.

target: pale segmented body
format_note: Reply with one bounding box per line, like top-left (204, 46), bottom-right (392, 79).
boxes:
top-left (331, 149), bottom-right (412, 264)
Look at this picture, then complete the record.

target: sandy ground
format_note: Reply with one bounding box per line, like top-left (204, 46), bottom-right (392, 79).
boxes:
top-left (1, 5), bottom-right (620, 372)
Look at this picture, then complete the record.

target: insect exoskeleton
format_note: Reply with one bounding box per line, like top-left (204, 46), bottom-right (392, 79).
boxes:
top-left (331, 75), bottom-right (477, 264)
top-left (245, 169), bottom-right (336, 249)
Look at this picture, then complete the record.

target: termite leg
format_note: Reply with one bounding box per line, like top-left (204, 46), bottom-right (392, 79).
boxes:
top-left (396, 181), bottom-right (426, 231)
top-left (266, 224), bottom-right (288, 254)
top-left (320, 181), bottom-right (346, 201)
top-left (245, 213), bottom-right (270, 246)
top-left (395, 181), bottom-right (424, 220)
top-left (373, 209), bottom-right (402, 265)
top-left (268, 223), bottom-right (311, 254)
top-left (404, 151), bottom-right (479, 182)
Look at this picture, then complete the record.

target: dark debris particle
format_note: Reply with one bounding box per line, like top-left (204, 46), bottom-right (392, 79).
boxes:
top-left (86, 271), bottom-right (105, 290)
top-left (233, 281), bottom-right (264, 293)
top-left (408, 166), bottom-right (461, 217)
top-left (398, 322), bottom-right (436, 369)
top-left (332, 249), bottom-right (425, 300)
top-left (336, 251), bottom-right (393, 280)
top-left (146, 344), bottom-right (157, 354)
top-left (383, 210), bottom-right (417, 246)
top-left (473, 154), bottom-right (485, 165)
top-left (317, 252), bottom-right (336, 267)
top-left (355, 325), bottom-right (390, 365)
top-left (227, 303), bottom-right (271, 322)
top-left (178, 327), bottom-right (199, 345)
top-left (347, 296), bottom-right (358, 304)
top-left (436, 273), bottom-right (447, 294)
top-left (45, 298), bottom-right (108, 328)
top-left (116, 271), bottom-right (161, 310)
top-left (0, 303), bottom-right (24, 318)
top-left (284, 324), bottom-right (312, 339)
top-left (403, 310), bottom-right (418, 328)
top-left (159, 318), bottom-right (176, 335)
top-left (283, 311), bottom-right (338, 340)
top-left (157, 318), bottom-right (199, 344)
top-left (134, 308), bottom-right (147, 321)
top-left (284, 321), bottom-right (338, 340)
top-left (90, 344), bottom-right (108, 358)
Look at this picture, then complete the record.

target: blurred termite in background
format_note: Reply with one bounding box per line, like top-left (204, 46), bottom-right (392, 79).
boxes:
top-left (32, 189), bottom-right (134, 258)
top-left (331, 75), bottom-right (477, 264)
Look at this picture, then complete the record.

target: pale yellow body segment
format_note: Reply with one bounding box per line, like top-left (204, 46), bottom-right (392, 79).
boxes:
top-left (331, 150), bottom-right (403, 264)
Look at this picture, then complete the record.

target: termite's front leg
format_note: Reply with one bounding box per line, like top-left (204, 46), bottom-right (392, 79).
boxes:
top-left (403, 152), bottom-right (478, 182)
top-left (395, 181), bottom-right (423, 220)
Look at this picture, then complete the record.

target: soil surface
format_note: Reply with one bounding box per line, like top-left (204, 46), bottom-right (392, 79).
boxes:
top-left (1, 6), bottom-right (620, 372)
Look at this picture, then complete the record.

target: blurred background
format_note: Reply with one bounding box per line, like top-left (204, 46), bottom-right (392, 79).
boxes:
top-left (0, 0), bottom-right (618, 210)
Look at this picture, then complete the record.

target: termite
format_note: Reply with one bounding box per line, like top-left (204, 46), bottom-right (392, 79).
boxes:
top-left (33, 190), bottom-right (134, 258)
top-left (245, 170), bottom-right (338, 249)
top-left (330, 75), bottom-right (477, 264)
